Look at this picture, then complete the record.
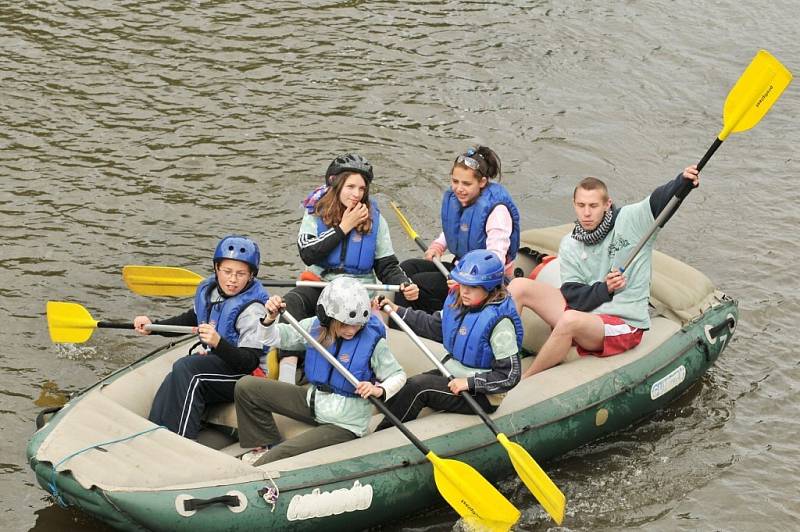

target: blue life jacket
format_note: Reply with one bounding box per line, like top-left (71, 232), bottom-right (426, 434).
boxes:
top-left (316, 200), bottom-right (380, 275)
top-left (440, 182), bottom-right (521, 262)
top-left (194, 276), bottom-right (270, 347)
top-left (441, 292), bottom-right (524, 369)
top-left (304, 314), bottom-right (384, 397)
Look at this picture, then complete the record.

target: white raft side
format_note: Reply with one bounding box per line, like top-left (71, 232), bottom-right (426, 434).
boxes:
top-left (34, 386), bottom-right (266, 492)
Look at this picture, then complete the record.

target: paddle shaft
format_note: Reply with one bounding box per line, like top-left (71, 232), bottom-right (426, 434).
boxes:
top-left (262, 280), bottom-right (403, 292)
top-left (621, 138), bottom-right (722, 272)
top-left (279, 310), bottom-right (434, 456)
top-left (411, 236), bottom-right (451, 279)
top-left (123, 265), bottom-right (403, 294)
top-left (390, 201), bottom-right (451, 278)
top-left (97, 322), bottom-right (196, 335)
top-left (382, 305), bottom-right (502, 433)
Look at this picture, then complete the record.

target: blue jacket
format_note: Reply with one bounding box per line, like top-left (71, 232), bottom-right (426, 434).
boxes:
top-left (441, 293), bottom-right (524, 369)
top-left (304, 315), bottom-right (385, 397)
top-left (194, 276), bottom-right (270, 347)
top-left (440, 182), bottom-right (521, 262)
top-left (317, 200), bottom-right (380, 275)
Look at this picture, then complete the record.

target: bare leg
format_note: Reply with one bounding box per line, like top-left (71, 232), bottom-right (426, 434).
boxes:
top-left (508, 277), bottom-right (566, 327)
top-left (523, 310), bottom-right (605, 378)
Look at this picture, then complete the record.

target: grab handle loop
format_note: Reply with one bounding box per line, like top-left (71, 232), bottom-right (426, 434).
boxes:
top-left (35, 406), bottom-right (63, 430)
top-left (183, 495), bottom-right (241, 512)
top-left (707, 316), bottom-right (735, 340)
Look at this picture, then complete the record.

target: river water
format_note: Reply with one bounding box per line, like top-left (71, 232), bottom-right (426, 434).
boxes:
top-left (1, 1), bottom-right (798, 530)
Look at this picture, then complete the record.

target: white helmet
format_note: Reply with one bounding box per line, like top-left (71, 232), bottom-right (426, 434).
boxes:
top-left (316, 277), bottom-right (371, 326)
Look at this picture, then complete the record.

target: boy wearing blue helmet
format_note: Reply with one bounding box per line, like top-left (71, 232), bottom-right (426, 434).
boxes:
top-left (134, 235), bottom-right (269, 440)
top-left (375, 249), bottom-right (523, 427)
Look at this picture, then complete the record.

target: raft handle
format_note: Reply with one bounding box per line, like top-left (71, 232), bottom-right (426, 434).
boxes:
top-left (183, 494), bottom-right (241, 512)
top-left (35, 406), bottom-right (63, 430)
top-left (707, 316), bottom-right (736, 340)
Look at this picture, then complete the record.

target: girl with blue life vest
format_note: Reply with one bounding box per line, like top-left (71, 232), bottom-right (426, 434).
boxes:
top-left (134, 235), bottom-right (269, 440)
top-left (277, 154), bottom-right (419, 384)
top-left (395, 146), bottom-right (521, 314)
top-left (235, 277), bottom-right (407, 466)
top-left (375, 249), bottom-right (522, 430)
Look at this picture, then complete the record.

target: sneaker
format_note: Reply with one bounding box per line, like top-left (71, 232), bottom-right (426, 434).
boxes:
top-left (240, 447), bottom-right (269, 466)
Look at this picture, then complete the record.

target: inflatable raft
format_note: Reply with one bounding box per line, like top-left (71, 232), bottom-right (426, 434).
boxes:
top-left (27, 225), bottom-right (738, 530)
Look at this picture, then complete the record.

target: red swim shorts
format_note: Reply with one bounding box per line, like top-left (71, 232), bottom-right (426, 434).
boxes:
top-left (577, 314), bottom-right (644, 357)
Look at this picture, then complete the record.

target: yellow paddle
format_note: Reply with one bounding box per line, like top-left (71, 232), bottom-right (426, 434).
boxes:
top-left (122, 265), bottom-right (205, 297)
top-left (389, 201), bottom-right (451, 278)
top-left (622, 49), bottom-right (792, 271)
top-left (380, 302), bottom-right (566, 524)
top-left (122, 265), bottom-right (406, 297)
top-left (46, 301), bottom-right (195, 343)
top-left (280, 309), bottom-right (520, 530)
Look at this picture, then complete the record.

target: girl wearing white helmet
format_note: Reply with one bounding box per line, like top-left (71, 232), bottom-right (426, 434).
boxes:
top-left (376, 249), bottom-right (522, 429)
top-left (236, 277), bottom-right (407, 466)
top-left (276, 154), bottom-right (419, 386)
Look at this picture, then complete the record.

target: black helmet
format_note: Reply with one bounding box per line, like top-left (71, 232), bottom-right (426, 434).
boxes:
top-left (325, 153), bottom-right (374, 184)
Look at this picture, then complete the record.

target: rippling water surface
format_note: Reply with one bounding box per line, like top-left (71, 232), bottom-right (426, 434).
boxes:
top-left (2, 2), bottom-right (798, 530)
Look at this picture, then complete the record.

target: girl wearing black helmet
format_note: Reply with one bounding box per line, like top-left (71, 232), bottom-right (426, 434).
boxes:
top-left (133, 235), bottom-right (269, 440)
top-left (276, 154), bottom-right (419, 385)
top-left (235, 277), bottom-right (406, 466)
top-left (375, 249), bottom-right (523, 428)
top-left (395, 146), bottom-right (521, 314)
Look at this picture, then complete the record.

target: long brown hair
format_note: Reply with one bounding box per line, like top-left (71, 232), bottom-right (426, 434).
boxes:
top-left (315, 172), bottom-right (373, 234)
top-left (449, 283), bottom-right (509, 310)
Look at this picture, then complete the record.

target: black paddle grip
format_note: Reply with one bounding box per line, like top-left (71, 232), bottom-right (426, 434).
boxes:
top-left (696, 137), bottom-right (723, 173)
top-left (97, 322), bottom-right (134, 330)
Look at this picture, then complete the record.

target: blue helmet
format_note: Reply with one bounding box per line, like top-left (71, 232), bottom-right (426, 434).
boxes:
top-left (450, 249), bottom-right (504, 290)
top-left (325, 153), bottom-right (374, 184)
top-left (213, 235), bottom-right (260, 275)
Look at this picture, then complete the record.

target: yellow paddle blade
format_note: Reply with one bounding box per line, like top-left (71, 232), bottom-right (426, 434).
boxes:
top-left (266, 347), bottom-right (280, 380)
top-left (427, 451), bottom-right (520, 530)
top-left (390, 201), bottom-right (420, 241)
top-left (122, 265), bottom-right (203, 297)
top-left (720, 50), bottom-right (792, 140)
top-left (46, 301), bottom-right (98, 344)
top-left (497, 433), bottom-right (565, 525)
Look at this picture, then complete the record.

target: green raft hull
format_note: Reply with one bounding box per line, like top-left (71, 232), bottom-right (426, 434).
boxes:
top-left (27, 226), bottom-right (738, 530)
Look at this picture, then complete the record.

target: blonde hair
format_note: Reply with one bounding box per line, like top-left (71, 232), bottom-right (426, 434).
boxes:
top-left (316, 319), bottom-right (348, 347)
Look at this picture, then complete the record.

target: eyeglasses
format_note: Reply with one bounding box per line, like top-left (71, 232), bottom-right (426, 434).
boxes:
top-left (218, 268), bottom-right (250, 281)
